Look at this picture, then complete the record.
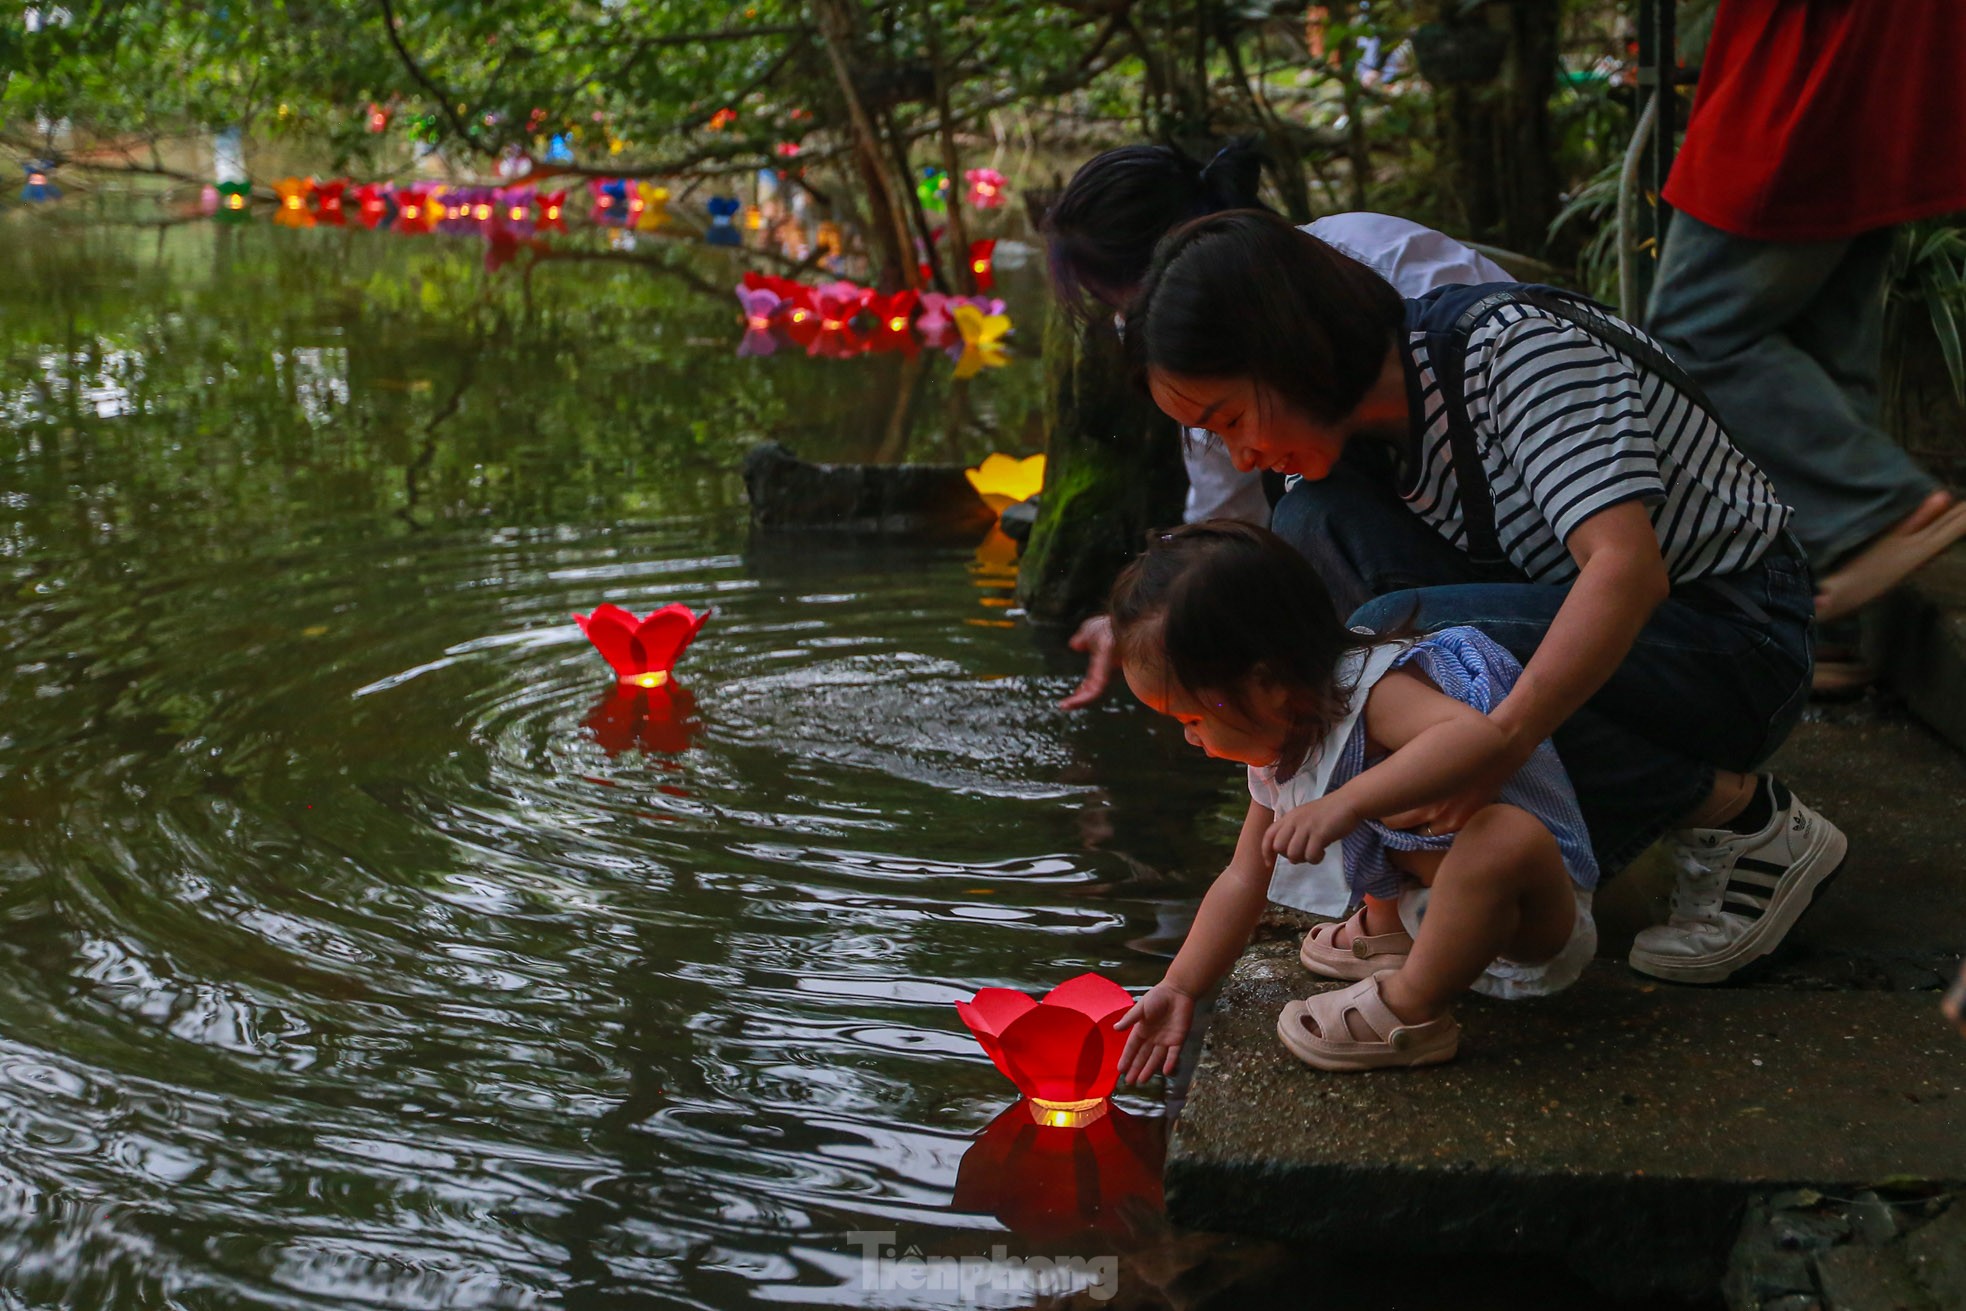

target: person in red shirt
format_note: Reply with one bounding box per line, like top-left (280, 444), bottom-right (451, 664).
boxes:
top-left (1647, 0), bottom-right (1966, 684)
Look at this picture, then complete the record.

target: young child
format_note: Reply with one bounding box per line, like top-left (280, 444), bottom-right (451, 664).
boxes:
top-left (1110, 522), bottom-right (1599, 1075)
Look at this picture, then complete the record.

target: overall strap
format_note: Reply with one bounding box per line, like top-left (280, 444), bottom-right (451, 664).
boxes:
top-left (1426, 305), bottom-right (1506, 567)
top-left (1425, 284), bottom-right (1723, 570)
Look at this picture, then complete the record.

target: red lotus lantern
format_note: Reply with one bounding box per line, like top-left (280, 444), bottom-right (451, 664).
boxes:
top-left (866, 289), bottom-right (921, 355)
top-left (395, 185), bottom-right (433, 235)
top-left (314, 178), bottom-right (349, 226)
top-left (968, 238), bottom-right (997, 294)
top-left (574, 603), bottom-right (710, 688)
top-left (585, 678), bottom-right (701, 757)
top-left (953, 1099), bottom-right (1165, 1246)
top-left (537, 190), bottom-right (568, 232)
top-left (354, 183), bottom-right (391, 229)
top-left (956, 973), bottom-right (1132, 1128)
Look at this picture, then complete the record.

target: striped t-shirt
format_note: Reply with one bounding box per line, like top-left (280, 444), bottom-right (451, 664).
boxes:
top-left (1399, 297), bottom-right (1789, 584)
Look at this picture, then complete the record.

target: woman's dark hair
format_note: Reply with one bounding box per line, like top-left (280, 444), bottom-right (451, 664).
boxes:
top-left (1109, 520), bottom-right (1368, 778)
top-left (1128, 209), bottom-right (1405, 426)
top-left (1043, 142), bottom-right (1271, 322)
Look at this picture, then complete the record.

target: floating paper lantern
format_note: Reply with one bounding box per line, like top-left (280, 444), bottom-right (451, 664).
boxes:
top-left (952, 303), bottom-right (1012, 380)
top-left (968, 238), bottom-right (997, 294)
top-left (496, 185), bottom-right (535, 237)
top-left (313, 178), bottom-right (349, 226)
top-left (706, 196), bottom-right (743, 247)
top-left (574, 603), bottom-right (711, 688)
top-left (216, 180), bottom-right (251, 222)
top-left (814, 221), bottom-right (843, 259)
top-left (866, 289), bottom-right (920, 355)
top-left (21, 162), bottom-right (60, 203)
top-left (589, 176), bottom-right (628, 224)
top-left (736, 285), bottom-right (782, 358)
top-left (706, 107), bottom-right (738, 132)
top-left (536, 189), bottom-right (568, 232)
top-left (965, 453), bottom-right (1045, 510)
top-left (367, 102), bottom-right (391, 133)
top-left (956, 974), bottom-right (1132, 1127)
top-left (392, 186), bottom-right (432, 235)
top-left (199, 185), bottom-right (219, 215)
top-left (273, 177), bottom-right (315, 227)
top-left (585, 678), bottom-right (702, 758)
top-left (777, 288), bottom-right (821, 349)
top-left (953, 1099), bottom-right (1165, 1244)
top-left (484, 228), bottom-right (523, 273)
top-left (353, 182), bottom-right (393, 229)
top-left (915, 292), bottom-right (959, 350)
top-left (633, 182), bottom-right (669, 232)
top-left (744, 203), bottom-right (764, 232)
top-left (809, 280), bottom-right (870, 358)
top-left (545, 135), bottom-right (574, 164)
top-left (916, 167), bottom-right (949, 214)
top-left (965, 167), bottom-right (1006, 210)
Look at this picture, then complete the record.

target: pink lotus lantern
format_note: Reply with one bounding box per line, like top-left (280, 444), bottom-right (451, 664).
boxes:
top-left (574, 603), bottom-right (711, 689)
top-left (965, 168), bottom-right (1007, 210)
top-left (736, 285), bottom-right (782, 357)
top-left (956, 973), bottom-right (1132, 1128)
top-left (809, 281), bottom-right (870, 359)
top-left (915, 292), bottom-right (959, 350)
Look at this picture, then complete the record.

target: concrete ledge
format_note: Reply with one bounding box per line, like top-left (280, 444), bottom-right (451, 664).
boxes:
top-left (1866, 545), bottom-right (1966, 755)
top-left (1166, 947), bottom-right (1966, 1297)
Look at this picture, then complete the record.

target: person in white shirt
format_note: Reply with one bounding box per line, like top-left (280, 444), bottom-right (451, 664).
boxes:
top-left (1042, 142), bottom-right (1509, 703)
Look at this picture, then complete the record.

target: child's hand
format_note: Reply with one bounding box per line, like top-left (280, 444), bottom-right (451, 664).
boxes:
top-left (1114, 983), bottom-right (1196, 1084)
top-left (1263, 795), bottom-right (1363, 865)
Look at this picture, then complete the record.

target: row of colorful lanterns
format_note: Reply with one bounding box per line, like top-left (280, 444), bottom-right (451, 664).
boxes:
top-left (735, 269), bottom-right (1010, 376)
top-left (201, 175), bottom-right (757, 243)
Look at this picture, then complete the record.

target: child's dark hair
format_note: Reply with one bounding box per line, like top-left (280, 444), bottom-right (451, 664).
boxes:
top-left (1109, 520), bottom-right (1368, 778)
top-left (1127, 209), bottom-right (1405, 426)
top-left (1043, 141), bottom-right (1271, 323)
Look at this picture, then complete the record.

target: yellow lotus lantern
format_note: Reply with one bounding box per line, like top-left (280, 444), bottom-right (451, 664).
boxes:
top-left (951, 303), bottom-right (1011, 380)
top-left (965, 453), bottom-right (1045, 512)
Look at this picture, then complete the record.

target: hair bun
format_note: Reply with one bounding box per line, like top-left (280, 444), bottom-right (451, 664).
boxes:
top-left (1196, 141), bottom-right (1266, 211)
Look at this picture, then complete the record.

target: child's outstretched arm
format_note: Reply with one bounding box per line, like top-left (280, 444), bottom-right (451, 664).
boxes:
top-left (1116, 799), bottom-right (1274, 1084)
top-left (1265, 670), bottom-right (1510, 863)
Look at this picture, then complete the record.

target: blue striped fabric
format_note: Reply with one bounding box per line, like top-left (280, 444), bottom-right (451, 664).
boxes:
top-left (1328, 627), bottom-right (1600, 902)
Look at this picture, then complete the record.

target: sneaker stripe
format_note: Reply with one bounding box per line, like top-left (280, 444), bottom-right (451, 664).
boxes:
top-left (1733, 857), bottom-right (1792, 877)
top-left (1723, 892), bottom-right (1769, 918)
top-left (1728, 869), bottom-right (1782, 890)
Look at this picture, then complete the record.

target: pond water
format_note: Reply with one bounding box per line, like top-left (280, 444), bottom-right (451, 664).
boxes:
top-left (0, 217), bottom-right (1627, 1308)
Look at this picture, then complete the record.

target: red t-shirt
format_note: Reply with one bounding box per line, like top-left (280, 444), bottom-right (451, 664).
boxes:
top-left (1663, 0), bottom-right (1966, 242)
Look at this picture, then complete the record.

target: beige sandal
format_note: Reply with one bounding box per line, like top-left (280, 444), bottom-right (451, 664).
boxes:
top-left (1276, 975), bottom-right (1460, 1072)
top-left (1299, 905), bottom-right (1415, 980)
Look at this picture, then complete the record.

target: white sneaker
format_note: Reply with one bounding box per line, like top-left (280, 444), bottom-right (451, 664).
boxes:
top-left (1627, 778), bottom-right (1848, 984)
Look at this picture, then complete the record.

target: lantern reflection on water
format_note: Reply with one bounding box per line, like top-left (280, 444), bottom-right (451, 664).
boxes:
top-left (585, 677), bottom-right (701, 757)
top-left (953, 1098), bottom-right (1165, 1245)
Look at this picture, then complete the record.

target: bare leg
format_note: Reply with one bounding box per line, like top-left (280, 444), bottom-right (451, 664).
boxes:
top-left (1816, 490), bottom-right (1966, 625)
top-left (1304, 806), bottom-right (1575, 1039)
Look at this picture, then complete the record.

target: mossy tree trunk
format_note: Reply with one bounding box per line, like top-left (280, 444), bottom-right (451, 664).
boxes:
top-left (1017, 311), bottom-right (1187, 628)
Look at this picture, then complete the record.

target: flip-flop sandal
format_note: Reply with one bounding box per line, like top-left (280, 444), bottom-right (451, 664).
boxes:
top-left (1811, 658), bottom-right (1876, 697)
top-left (1276, 974), bottom-right (1460, 1072)
top-left (1299, 906), bottom-right (1415, 980)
